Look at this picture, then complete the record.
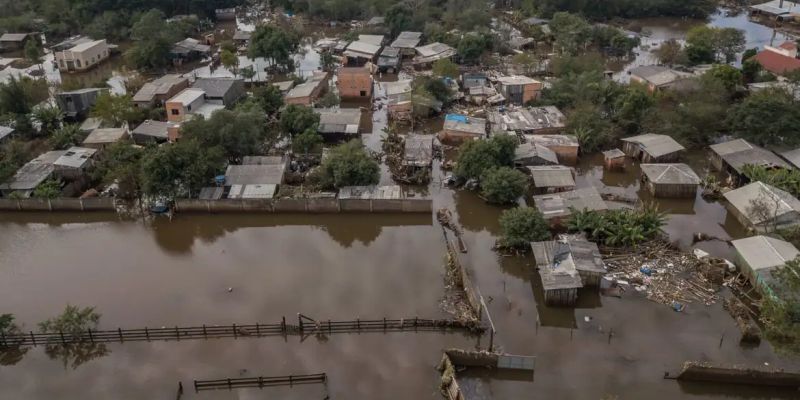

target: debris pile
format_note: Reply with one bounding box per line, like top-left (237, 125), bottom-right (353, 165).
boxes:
top-left (723, 297), bottom-right (761, 344)
top-left (601, 241), bottom-right (724, 309)
top-left (441, 248), bottom-right (479, 323)
top-left (381, 131), bottom-right (431, 184)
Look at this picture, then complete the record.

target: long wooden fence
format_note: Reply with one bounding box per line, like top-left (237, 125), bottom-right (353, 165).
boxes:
top-left (194, 373), bottom-right (327, 391)
top-left (0, 315), bottom-right (484, 348)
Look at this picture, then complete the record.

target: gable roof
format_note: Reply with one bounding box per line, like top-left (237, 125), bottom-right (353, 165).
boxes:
top-left (191, 78), bottom-right (242, 99)
top-left (710, 138), bottom-right (789, 174)
top-left (724, 181), bottom-right (800, 225)
top-left (133, 74), bottom-right (188, 103)
top-left (533, 187), bottom-right (608, 219)
top-left (515, 142), bottom-right (559, 165)
top-left (752, 48), bottom-right (800, 75)
top-left (528, 165), bottom-right (575, 188)
top-left (630, 65), bottom-right (692, 87)
top-left (390, 31), bottom-right (422, 49)
top-left (641, 163), bottom-right (701, 185)
top-left (733, 235), bottom-right (800, 272)
top-left (316, 108), bottom-right (362, 134)
top-left (622, 133), bottom-right (685, 158)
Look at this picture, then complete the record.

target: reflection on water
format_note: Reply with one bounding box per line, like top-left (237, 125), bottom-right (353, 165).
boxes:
top-left (44, 342), bottom-right (109, 370)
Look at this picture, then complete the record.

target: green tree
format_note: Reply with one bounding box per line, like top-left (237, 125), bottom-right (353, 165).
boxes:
top-left (220, 49), bottom-right (239, 74)
top-left (308, 139), bottom-right (379, 189)
top-left (0, 313), bottom-right (27, 366)
top-left (455, 135), bottom-right (517, 180)
top-left (612, 85), bottom-right (654, 135)
top-left (292, 128), bottom-right (323, 155)
top-left (181, 109), bottom-right (267, 162)
top-left (48, 124), bottom-right (83, 150)
top-left (653, 39), bottom-right (688, 66)
top-left (727, 88), bottom-right (800, 147)
top-left (685, 26), bottom-right (745, 64)
top-left (248, 24), bottom-right (301, 71)
top-left (385, 3), bottom-right (413, 37)
top-left (92, 143), bottom-right (144, 199)
top-left (498, 207), bottom-right (550, 249)
top-left (0, 76), bottom-right (47, 116)
top-left (141, 140), bottom-right (224, 198)
top-left (38, 305), bottom-right (107, 369)
top-left (33, 179), bottom-right (62, 199)
top-left (91, 93), bottom-right (140, 126)
top-left (549, 12), bottom-right (591, 55)
top-left (125, 9), bottom-right (177, 70)
top-left (432, 58), bottom-right (459, 79)
top-left (32, 105), bottom-right (64, 137)
top-left (249, 84), bottom-right (284, 116)
top-left (760, 257), bottom-right (800, 355)
top-left (23, 38), bottom-right (43, 70)
top-left (567, 103), bottom-right (616, 152)
top-left (457, 33), bottom-right (490, 64)
top-left (703, 64), bottom-right (743, 92)
top-left (480, 167), bottom-right (528, 204)
top-left (279, 104), bottom-right (320, 136)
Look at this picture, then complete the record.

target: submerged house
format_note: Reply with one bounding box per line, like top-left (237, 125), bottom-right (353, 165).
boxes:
top-left (629, 65), bottom-right (693, 92)
top-left (219, 156), bottom-right (288, 199)
top-left (488, 106), bottom-right (567, 136)
top-left (528, 165), bottom-right (576, 195)
top-left (390, 31), bottom-right (423, 58)
top-left (732, 235), bottom-right (800, 297)
top-left (413, 42), bottom-right (456, 67)
top-left (403, 135), bottom-right (434, 169)
top-left (530, 135), bottom-right (579, 165)
top-left (384, 79), bottom-right (413, 121)
top-left (710, 139), bottom-right (789, 185)
top-left (82, 127), bottom-right (129, 151)
top-left (532, 234), bottom-right (606, 306)
top-left (0, 150), bottom-right (63, 198)
top-left (514, 142), bottom-right (558, 167)
top-left (337, 66), bottom-right (373, 99)
top-left (55, 88), bottom-right (105, 120)
top-left (603, 149), bottom-right (626, 171)
top-left (749, 0), bottom-right (800, 21)
top-left (53, 36), bottom-right (110, 72)
top-left (131, 120), bottom-right (180, 144)
top-left (377, 47), bottom-right (401, 73)
top-left (724, 181), bottom-right (800, 232)
top-left (284, 72), bottom-right (328, 106)
top-left (53, 146), bottom-right (97, 180)
top-left (316, 108), bottom-right (362, 138)
top-left (165, 88), bottom-right (225, 123)
top-left (0, 32), bottom-right (38, 51)
top-left (494, 75), bottom-right (543, 104)
top-left (533, 187), bottom-right (608, 226)
top-left (343, 40), bottom-right (382, 66)
top-left (438, 114), bottom-right (486, 143)
top-left (133, 74), bottom-right (190, 108)
top-left (640, 163), bottom-right (701, 198)
top-left (171, 38), bottom-right (211, 63)
top-left (191, 78), bottom-right (246, 107)
top-left (621, 133), bottom-right (685, 163)
top-left (751, 43), bottom-right (800, 76)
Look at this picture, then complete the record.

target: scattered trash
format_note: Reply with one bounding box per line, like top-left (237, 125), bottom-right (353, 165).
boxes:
top-left (584, 316), bottom-right (591, 322)
top-left (640, 266), bottom-right (652, 276)
top-left (672, 301), bottom-right (685, 312)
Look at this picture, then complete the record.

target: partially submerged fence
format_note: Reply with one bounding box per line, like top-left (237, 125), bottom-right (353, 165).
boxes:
top-left (0, 315), bottom-right (483, 348)
top-left (194, 373), bottom-right (327, 391)
top-left (173, 197), bottom-right (432, 213)
top-left (0, 197), bottom-right (116, 212)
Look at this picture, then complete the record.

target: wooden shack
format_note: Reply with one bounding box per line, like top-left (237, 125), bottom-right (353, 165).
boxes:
top-left (532, 187), bottom-right (608, 228)
top-left (531, 239), bottom-right (583, 306)
top-left (640, 163), bottom-right (701, 198)
top-left (709, 139), bottom-right (790, 185)
top-left (528, 165), bottom-right (575, 195)
top-left (621, 133), bottom-right (685, 163)
top-left (530, 135), bottom-right (579, 165)
top-left (603, 149), bottom-right (625, 170)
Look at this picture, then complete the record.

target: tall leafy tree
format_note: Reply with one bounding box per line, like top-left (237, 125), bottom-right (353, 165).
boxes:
top-left (248, 25), bottom-right (301, 71)
top-left (727, 88), bottom-right (800, 147)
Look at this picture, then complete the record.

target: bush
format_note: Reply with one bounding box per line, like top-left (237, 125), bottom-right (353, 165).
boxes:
top-left (567, 204), bottom-right (665, 247)
top-left (455, 135), bottom-right (518, 180)
top-left (498, 207), bottom-right (551, 249)
top-left (480, 167), bottom-right (528, 204)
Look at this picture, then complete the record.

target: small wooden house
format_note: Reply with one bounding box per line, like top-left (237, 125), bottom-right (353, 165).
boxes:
top-left (640, 163), bottom-right (701, 198)
top-left (531, 239), bottom-right (583, 306)
top-left (731, 235), bottom-right (800, 297)
top-left (438, 114), bottom-right (486, 144)
top-left (723, 181), bottom-right (800, 232)
top-left (530, 134), bottom-right (579, 165)
top-left (621, 134), bottom-right (685, 163)
top-left (514, 142), bottom-right (558, 167)
top-left (533, 187), bottom-right (608, 228)
top-left (528, 165), bottom-right (576, 195)
top-left (709, 139), bottom-right (790, 185)
top-left (603, 149), bottom-right (626, 170)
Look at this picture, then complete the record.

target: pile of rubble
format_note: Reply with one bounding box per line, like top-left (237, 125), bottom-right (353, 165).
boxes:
top-left (601, 241), bottom-right (728, 309)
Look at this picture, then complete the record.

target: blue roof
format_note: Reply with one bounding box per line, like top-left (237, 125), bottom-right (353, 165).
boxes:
top-left (445, 114), bottom-right (468, 123)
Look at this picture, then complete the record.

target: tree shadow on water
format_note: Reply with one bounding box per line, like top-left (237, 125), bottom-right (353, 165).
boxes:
top-left (43, 341), bottom-right (110, 370)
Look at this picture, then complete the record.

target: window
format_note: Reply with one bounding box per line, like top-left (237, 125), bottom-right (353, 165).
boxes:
top-left (171, 109), bottom-right (179, 115)
top-left (75, 60), bottom-right (81, 67)
top-left (360, 91), bottom-right (367, 97)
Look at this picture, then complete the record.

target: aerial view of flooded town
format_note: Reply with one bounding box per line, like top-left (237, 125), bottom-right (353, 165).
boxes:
top-left (2, 0), bottom-right (800, 399)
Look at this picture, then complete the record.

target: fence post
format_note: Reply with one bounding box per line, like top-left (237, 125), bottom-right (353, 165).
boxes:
top-left (233, 323), bottom-right (237, 339)
top-left (356, 318), bottom-right (360, 331)
top-left (87, 328), bottom-right (93, 343)
top-left (59, 330), bottom-right (66, 345)
top-left (227, 378), bottom-right (232, 390)
top-left (175, 326), bottom-right (180, 341)
top-left (30, 331), bottom-right (36, 346)
top-left (255, 323), bottom-right (260, 336)
top-left (289, 375), bottom-right (293, 386)
top-left (1, 330), bottom-right (5, 347)
top-left (203, 324), bottom-right (207, 339)
top-left (281, 317), bottom-right (286, 334)
top-left (328, 319), bottom-right (332, 335)
top-left (298, 314), bottom-right (303, 333)
top-left (145, 327), bottom-right (150, 341)
top-left (193, 380), bottom-right (198, 392)
top-left (383, 317), bottom-right (387, 332)
top-left (118, 328), bottom-right (123, 343)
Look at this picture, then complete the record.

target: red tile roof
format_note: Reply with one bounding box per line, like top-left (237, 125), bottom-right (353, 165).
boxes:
top-left (752, 49), bottom-right (800, 75)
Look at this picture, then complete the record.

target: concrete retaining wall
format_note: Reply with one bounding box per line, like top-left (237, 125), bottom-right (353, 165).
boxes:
top-left (0, 198), bottom-right (116, 212)
top-left (175, 198), bottom-right (432, 214)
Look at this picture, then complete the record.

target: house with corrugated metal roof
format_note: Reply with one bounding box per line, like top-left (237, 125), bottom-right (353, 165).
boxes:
top-left (528, 165), bottom-right (575, 195)
top-left (724, 181), bottom-right (800, 232)
top-left (710, 138), bottom-right (790, 185)
top-left (533, 187), bottom-right (608, 226)
top-left (514, 142), bottom-right (558, 167)
top-left (621, 133), bottom-right (685, 163)
top-left (640, 163), bottom-right (701, 198)
top-left (316, 108), bottom-right (362, 138)
top-left (629, 65), bottom-right (693, 92)
top-left (438, 114), bottom-right (486, 143)
top-left (532, 234), bottom-right (606, 306)
top-left (732, 235), bottom-right (800, 296)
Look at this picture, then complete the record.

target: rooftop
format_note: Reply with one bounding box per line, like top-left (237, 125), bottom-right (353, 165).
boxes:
top-left (384, 79), bottom-right (413, 98)
top-left (358, 34), bottom-right (385, 46)
top-left (622, 133), bottom-right (685, 158)
top-left (82, 127), bottom-right (128, 145)
top-left (528, 165), bottom-right (575, 188)
top-left (641, 163), bottom-right (701, 185)
top-left (228, 184), bottom-right (277, 199)
top-left (285, 75), bottom-right (327, 99)
top-left (496, 75), bottom-right (541, 86)
top-left (133, 74), bottom-right (188, 103)
top-left (317, 108), bottom-right (362, 134)
top-left (345, 40), bottom-right (382, 57)
top-left (54, 147), bottom-right (97, 169)
top-left (403, 135), bottom-right (434, 167)
top-left (0, 33), bottom-right (32, 42)
top-left (489, 106), bottom-right (566, 133)
top-left (0, 151), bottom-right (64, 191)
top-left (415, 42), bottom-right (456, 58)
top-left (225, 164), bottom-right (285, 186)
top-left (192, 77), bottom-right (242, 99)
top-left (68, 39), bottom-right (105, 53)
top-left (272, 80), bottom-right (295, 92)
top-left (173, 38), bottom-right (211, 54)
top-left (710, 139), bottom-right (789, 174)
top-left (750, 0), bottom-right (800, 15)
top-left (603, 148), bottom-right (626, 159)
top-left (232, 31), bottom-right (252, 41)
top-left (533, 187), bottom-right (608, 219)
top-left (0, 125), bottom-right (14, 141)
top-left (514, 142), bottom-right (559, 165)
top-left (443, 114), bottom-right (486, 135)
top-left (724, 181), bottom-right (800, 226)
top-left (530, 134), bottom-right (578, 147)
top-left (732, 235), bottom-right (800, 273)
top-left (132, 120), bottom-right (178, 139)
top-left (390, 31), bottom-right (422, 49)
top-left (780, 148), bottom-right (800, 169)
top-left (752, 48), bottom-right (800, 76)
top-left (242, 156), bottom-right (285, 165)
top-left (531, 240), bottom-right (584, 291)
top-left (168, 88), bottom-right (206, 105)
top-left (630, 65), bottom-right (692, 87)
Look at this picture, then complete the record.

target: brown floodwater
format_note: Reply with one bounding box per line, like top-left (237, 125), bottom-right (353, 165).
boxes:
top-left (2, 147), bottom-right (799, 399)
